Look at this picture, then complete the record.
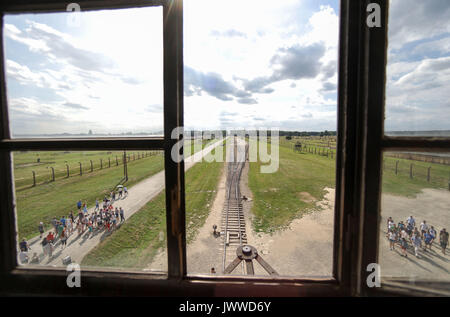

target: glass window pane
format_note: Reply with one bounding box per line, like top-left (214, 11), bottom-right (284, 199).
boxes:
top-left (385, 0), bottom-right (450, 136)
top-left (184, 0), bottom-right (339, 277)
top-left (379, 152), bottom-right (450, 281)
top-left (14, 149), bottom-right (167, 273)
top-left (3, 7), bottom-right (163, 138)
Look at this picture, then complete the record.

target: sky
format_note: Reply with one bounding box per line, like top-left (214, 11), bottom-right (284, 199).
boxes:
top-left (2, 0), bottom-right (449, 136)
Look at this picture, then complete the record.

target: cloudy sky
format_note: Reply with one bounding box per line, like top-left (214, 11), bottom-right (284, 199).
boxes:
top-left (385, 0), bottom-right (450, 132)
top-left (2, 0), bottom-right (449, 136)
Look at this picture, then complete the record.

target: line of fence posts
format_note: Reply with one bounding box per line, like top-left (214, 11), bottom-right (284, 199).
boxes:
top-left (28, 151), bottom-right (159, 187)
top-left (388, 160), bottom-right (450, 188)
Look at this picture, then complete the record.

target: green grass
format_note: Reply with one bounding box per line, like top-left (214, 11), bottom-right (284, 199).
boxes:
top-left (249, 139), bottom-right (450, 233)
top-left (16, 154), bottom-right (164, 240)
top-left (382, 155), bottom-right (450, 197)
top-left (82, 158), bottom-right (224, 268)
top-left (248, 141), bottom-right (335, 233)
top-left (13, 150), bottom-right (156, 189)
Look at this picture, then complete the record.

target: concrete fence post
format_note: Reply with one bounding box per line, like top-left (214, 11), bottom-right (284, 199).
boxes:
top-left (90, 160), bottom-right (93, 172)
top-left (395, 161), bottom-right (399, 175)
top-left (50, 167), bottom-right (55, 181)
top-left (410, 163), bottom-right (413, 179)
top-left (100, 159), bottom-right (103, 169)
top-left (427, 167), bottom-right (431, 183)
top-left (32, 171), bottom-right (36, 187)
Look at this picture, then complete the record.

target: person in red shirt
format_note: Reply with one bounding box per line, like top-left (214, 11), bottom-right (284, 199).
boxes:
top-left (46, 232), bottom-right (55, 243)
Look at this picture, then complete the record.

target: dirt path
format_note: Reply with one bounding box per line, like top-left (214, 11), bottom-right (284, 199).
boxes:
top-left (148, 162), bottom-right (228, 273)
top-left (239, 160), bottom-right (334, 277)
top-left (379, 189), bottom-right (450, 280)
top-left (21, 139), bottom-right (225, 268)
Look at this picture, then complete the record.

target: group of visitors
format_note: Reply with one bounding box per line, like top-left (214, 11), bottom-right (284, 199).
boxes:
top-left (386, 215), bottom-right (449, 258)
top-left (18, 188), bottom-right (128, 264)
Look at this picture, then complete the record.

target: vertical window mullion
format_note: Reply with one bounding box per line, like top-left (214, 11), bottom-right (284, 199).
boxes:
top-left (358, 0), bottom-right (389, 295)
top-left (163, 0), bottom-right (186, 279)
top-left (0, 13), bottom-right (17, 273)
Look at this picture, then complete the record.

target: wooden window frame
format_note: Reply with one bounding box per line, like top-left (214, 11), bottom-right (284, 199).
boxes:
top-left (0, 0), bottom-right (448, 297)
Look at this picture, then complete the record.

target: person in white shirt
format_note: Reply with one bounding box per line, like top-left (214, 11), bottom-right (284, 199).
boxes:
top-left (19, 251), bottom-right (29, 264)
top-left (412, 234), bottom-right (422, 257)
top-left (388, 230), bottom-right (397, 250)
top-left (407, 216), bottom-right (415, 227)
top-left (420, 221), bottom-right (428, 238)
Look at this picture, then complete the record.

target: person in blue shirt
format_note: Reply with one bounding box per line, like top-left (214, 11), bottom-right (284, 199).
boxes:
top-left (424, 230), bottom-right (433, 251)
top-left (60, 216), bottom-right (66, 227)
top-left (77, 199), bottom-right (82, 210)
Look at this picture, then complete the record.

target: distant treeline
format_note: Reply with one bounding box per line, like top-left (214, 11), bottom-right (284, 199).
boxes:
top-left (187, 130), bottom-right (337, 138)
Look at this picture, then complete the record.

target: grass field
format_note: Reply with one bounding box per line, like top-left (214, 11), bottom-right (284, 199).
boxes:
top-left (82, 154), bottom-right (224, 268)
top-left (248, 140), bottom-right (335, 233)
top-left (15, 153), bottom-right (164, 240)
top-left (13, 150), bottom-right (158, 190)
top-left (248, 137), bottom-right (450, 234)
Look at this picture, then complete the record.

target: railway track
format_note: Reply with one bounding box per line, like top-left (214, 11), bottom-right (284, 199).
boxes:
top-left (221, 137), bottom-right (248, 273)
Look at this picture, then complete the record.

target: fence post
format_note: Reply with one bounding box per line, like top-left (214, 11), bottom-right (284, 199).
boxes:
top-left (50, 167), bottom-right (55, 181)
top-left (427, 167), bottom-right (431, 182)
top-left (410, 163), bottom-right (413, 179)
top-left (124, 150), bottom-right (128, 181)
top-left (109, 157), bottom-right (111, 168)
top-left (100, 159), bottom-right (103, 169)
top-left (90, 160), bottom-right (93, 172)
top-left (66, 164), bottom-right (69, 178)
top-left (32, 171), bottom-right (36, 187)
top-left (79, 162), bottom-right (82, 176)
top-left (116, 156), bottom-right (119, 166)
top-left (395, 161), bottom-right (399, 175)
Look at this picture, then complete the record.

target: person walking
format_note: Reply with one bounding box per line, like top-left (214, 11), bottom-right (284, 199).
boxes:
top-left (400, 238), bottom-right (408, 257)
top-left (38, 222), bottom-right (44, 238)
top-left (119, 207), bottom-right (125, 222)
top-left (60, 228), bottom-right (68, 249)
top-left (83, 202), bottom-right (88, 214)
top-left (51, 217), bottom-right (58, 231)
top-left (407, 215), bottom-right (415, 228)
top-left (440, 228), bottom-right (449, 255)
top-left (19, 238), bottom-right (30, 252)
top-left (430, 226), bottom-right (437, 244)
top-left (95, 199), bottom-right (100, 211)
top-left (388, 230), bottom-right (397, 250)
top-left (424, 230), bottom-right (433, 251)
top-left (412, 233), bottom-right (422, 257)
top-left (420, 220), bottom-right (428, 238)
top-left (66, 217), bottom-right (72, 235)
top-left (124, 186), bottom-right (128, 197)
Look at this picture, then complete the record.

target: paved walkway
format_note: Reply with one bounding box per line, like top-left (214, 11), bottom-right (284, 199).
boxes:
top-left (20, 139), bottom-right (225, 267)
